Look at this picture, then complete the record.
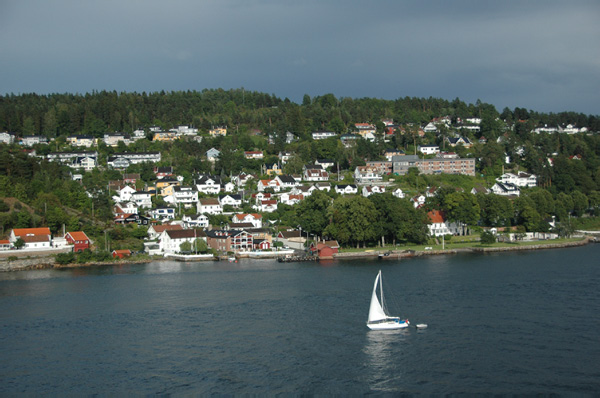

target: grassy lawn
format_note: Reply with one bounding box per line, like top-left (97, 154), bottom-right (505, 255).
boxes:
top-left (338, 236), bottom-right (587, 253)
top-left (572, 216), bottom-right (600, 231)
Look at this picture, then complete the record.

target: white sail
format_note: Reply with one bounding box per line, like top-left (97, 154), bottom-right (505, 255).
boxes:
top-left (368, 271), bottom-right (388, 323)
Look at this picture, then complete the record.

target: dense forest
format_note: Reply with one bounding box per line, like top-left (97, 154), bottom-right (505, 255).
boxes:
top-left (1, 89), bottom-right (599, 249)
top-left (1, 89), bottom-right (599, 138)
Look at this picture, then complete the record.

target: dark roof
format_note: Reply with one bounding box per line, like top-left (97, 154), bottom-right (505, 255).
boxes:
top-left (277, 175), bottom-right (297, 183)
top-left (166, 229), bottom-right (206, 239)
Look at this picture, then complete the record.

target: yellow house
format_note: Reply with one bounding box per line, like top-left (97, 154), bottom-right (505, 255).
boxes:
top-left (153, 131), bottom-right (179, 142)
top-left (156, 178), bottom-right (180, 196)
top-left (209, 126), bottom-right (227, 137)
top-left (264, 162), bottom-right (282, 176)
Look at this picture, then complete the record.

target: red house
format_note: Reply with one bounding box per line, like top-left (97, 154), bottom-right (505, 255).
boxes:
top-left (65, 231), bottom-right (91, 252)
top-left (310, 241), bottom-right (340, 260)
top-left (112, 249), bottom-right (132, 259)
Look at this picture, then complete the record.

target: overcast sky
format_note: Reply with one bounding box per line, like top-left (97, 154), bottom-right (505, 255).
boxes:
top-left (1, 0), bottom-right (599, 115)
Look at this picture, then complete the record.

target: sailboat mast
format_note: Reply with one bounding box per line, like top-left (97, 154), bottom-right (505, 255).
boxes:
top-left (379, 270), bottom-right (387, 316)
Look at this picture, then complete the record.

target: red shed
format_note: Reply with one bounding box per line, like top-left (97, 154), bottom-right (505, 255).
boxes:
top-left (310, 241), bottom-right (340, 260)
top-left (65, 231), bottom-right (91, 252)
top-left (112, 249), bottom-right (132, 259)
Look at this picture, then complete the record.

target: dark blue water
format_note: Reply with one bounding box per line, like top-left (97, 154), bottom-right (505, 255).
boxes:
top-left (1, 245), bottom-right (600, 394)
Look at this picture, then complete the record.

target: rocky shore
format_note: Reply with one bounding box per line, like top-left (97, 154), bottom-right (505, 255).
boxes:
top-left (0, 236), bottom-right (596, 272)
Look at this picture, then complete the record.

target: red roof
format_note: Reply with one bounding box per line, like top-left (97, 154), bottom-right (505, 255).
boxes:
top-left (66, 231), bottom-right (89, 241)
top-left (428, 210), bottom-right (445, 224)
top-left (151, 224), bottom-right (183, 233)
top-left (12, 228), bottom-right (51, 237)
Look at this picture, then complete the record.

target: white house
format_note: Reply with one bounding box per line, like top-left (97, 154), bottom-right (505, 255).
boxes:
top-left (9, 227), bottom-right (52, 250)
top-left (423, 122), bottom-right (437, 133)
top-left (496, 172), bottom-right (537, 188)
top-left (303, 169), bottom-right (329, 182)
top-left (315, 182), bottom-right (331, 192)
top-left (103, 132), bottom-right (132, 147)
top-left (182, 214), bottom-right (209, 228)
top-left (244, 151), bottom-right (264, 160)
top-left (21, 135), bottom-right (48, 147)
top-left (196, 175), bottom-right (222, 195)
top-left (491, 182), bottom-right (520, 197)
top-left (206, 148), bottom-right (221, 162)
top-left (362, 185), bottom-right (386, 197)
top-left (114, 202), bottom-right (138, 215)
top-left (275, 175), bottom-right (300, 190)
top-left (354, 166), bottom-right (382, 184)
top-left (159, 229), bottom-right (207, 255)
top-left (254, 200), bottom-right (278, 213)
top-left (231, 213), bottom-right (263, 228)
top-left (280, 193), bottom-right (304, 206)
top-left (257, 179), bottom-right (281, 192)
top-left (131, 191), bottom-right (152, 208)
top-left (197, 198), bottom-right (223, 215)
top-left (335, 184), bottom-right (358, 195)
top-left (71, 156), bottom-right (97, 171)
top-left (315, 159), bottom-right (335, 169)
top-left (147, 224), bottom-right (183, 240)
top-left (219, 194), bottom-right (242, 207)
top-left (428, 210), bottom-right (463, 237)
top-left (0, 132), bottom-right (16, 144)
top-left (311, 131), bottom-right (337, 140)
top-left (232, 172), bottom-right (255, 188)
top-left (171, 186), bottom-right (199, 207)
top-left (112, 185), bottom-right (136, 203)
top-left (418, 145), bottom-right (440, 155)
top-left (291, 185), bottom-right (317, 196)
top-left (223, 182), bottom-right (236, 193)
top-left (148, 207), bottom-right (176, 221)
top-left (411, 194), bottom-right (426, 208)
top-left (392, 188), bottom-right (405, 199)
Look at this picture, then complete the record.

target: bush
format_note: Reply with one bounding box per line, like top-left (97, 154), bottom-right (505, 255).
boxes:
top-left (480, 231), bottom-right (496, 244)
top-left (55, 252), bottom-right (75, 265)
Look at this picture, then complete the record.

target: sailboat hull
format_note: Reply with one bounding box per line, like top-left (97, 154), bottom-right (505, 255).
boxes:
top-left (367, 318), bottom-right (410, 330)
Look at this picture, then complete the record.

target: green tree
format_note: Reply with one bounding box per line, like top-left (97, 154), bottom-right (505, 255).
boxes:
top-left (179, 241), bottom-right (192, 253)
top-left (442, 192), bottom-right (480, 226)
top-left (324, 196), bottom-right (378, 248)
top-left (480, 231), bottom-right (496, 244)
top-left (295, 189), bottom-right (331, 237)
top-left (14, 238), bottom-right (25, 250)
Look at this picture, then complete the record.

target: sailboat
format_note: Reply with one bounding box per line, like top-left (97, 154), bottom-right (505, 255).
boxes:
top-left (367, 270), bottom-right (409, 330)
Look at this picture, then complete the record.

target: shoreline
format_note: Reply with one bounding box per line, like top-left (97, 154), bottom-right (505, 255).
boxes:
top-left (0, 236), bottom-right (596, 273)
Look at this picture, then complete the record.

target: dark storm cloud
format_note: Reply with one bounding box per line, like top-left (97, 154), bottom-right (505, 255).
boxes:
top-left (1, 0), bottom-right (598, 114)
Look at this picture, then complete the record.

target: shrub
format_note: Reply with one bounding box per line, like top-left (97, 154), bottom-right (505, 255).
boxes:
top-left (480, 231), bottom-right (496, 244)
top-left (55, 252), bottom-right (75, 265)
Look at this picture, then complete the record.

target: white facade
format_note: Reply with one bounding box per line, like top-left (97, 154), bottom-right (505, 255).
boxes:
top-left (232, 213), bottom-right (263, 228)
top-left (335, 184), bottom-right (358, 195)
top-left (491, 182), bottom-right (520, 197)
top-left (311, 131), bottom-right (337, 140)
top-left (362, 185), bottom-right (386, 197)
top-left (219, 194), bottom-right (242, 207)
top-left (182, 214), bottom-right (209, 228)
top-left (303, 169), bottom-right (329, 182)
top-left (354, 166), bottom-right (382, 184)
top-left (172, 186), bottom-right (199, 207)
top-left (418, 145), bottom-right (440, 155)
top-left (196, 177), bottom-right (221, 195)
top-left (197, 199), bottom-right (223, 215)
top-left (496, 172), bottom-right (537, 188)
top-left (392, 188), bottom-right (405, 199)
top-left (131, 191), bottom-right (152, 208)
top-left (113, 185), bottom-right (136, 202)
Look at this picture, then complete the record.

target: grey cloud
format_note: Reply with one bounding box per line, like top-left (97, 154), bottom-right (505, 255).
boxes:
top-left (0, 0), bottom-right (598, 114)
